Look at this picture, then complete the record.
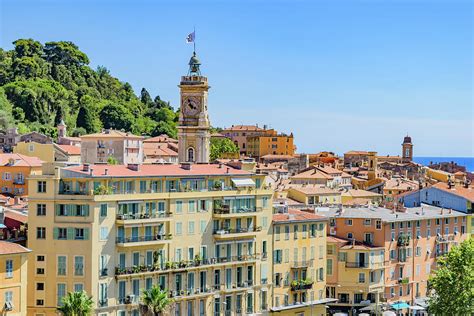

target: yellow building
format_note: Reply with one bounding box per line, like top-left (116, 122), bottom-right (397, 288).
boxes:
top-left (0, 241), bottom-right (31, 316)
top-left (247, 129), bottom-right (295, 158)
top-left (326, 236), bottom-right (385, 315)
top-left (287, 186), bottom-right (341, 205)
top-left (271, 209), bottom-right (335, 315)
top-left (14, 141), bottom-right (81, 164)
top-left (0, 153), bottom-right (42, 196)
top-left (26, 162), bottom-right (273, 315)
top-left (341, 189), bottom-right (382, 205)
top-left (424, 167), bottom-right (452, 183)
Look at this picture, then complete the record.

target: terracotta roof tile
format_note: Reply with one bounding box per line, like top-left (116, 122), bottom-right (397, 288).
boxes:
top-left (57, 145), bottom-right (81, 155)
top-left (64, 164), bottom-right (253, 178)
top-left (0, 153), bottom-right (43, 167)
top-left (4, 210), bottom-right (28, 223)
top-left (273, 209), bottom-right (327, 223)
top-left (223, 125), bottom-right (264, 132)
top-left (432, 182), bottom-right (474, 202)
top-left (0, 241), bottom-right (31, 255)
top-left (80, 130), bottom-right (143, 139)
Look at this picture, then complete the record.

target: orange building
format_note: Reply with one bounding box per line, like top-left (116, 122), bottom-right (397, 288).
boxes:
top-left (0, 154), bottom-right (42, 196)
top-left (247, 129), bottom-right (295, 158)
top-left (222, 125), bottom-right (265, 155)
top-left (314, 204), bottom-right (468, 314)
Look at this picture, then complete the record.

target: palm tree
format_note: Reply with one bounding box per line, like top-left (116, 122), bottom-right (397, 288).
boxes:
top-left (140, 285), bottom-right (174, 316)
top-left (57, 291), bottom-right (94, 316)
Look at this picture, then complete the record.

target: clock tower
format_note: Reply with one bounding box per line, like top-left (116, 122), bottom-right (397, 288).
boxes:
top-left (178, 52), bottom-right (211, 163)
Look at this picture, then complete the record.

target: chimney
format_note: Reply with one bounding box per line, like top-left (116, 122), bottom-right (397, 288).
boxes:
top-left (226, 167), bottom-right (230, 174)
top-left (180, 163), bottom-right (192, 170)
top-left (90, 168), bottom-right (93, 176)
top-left (104, 168), bottom-right (109, 176)
top-left (14, 196), bottom-right (20, 205)
top-left (127, 164), bottom-right (140, 171)
top-left (83, 164), bottom-right (90, 172)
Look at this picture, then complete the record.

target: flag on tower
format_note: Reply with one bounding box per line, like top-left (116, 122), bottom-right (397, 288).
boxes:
top-left (186, 31), bottom-right (195, 43)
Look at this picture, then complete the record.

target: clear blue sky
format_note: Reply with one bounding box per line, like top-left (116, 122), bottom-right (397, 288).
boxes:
top-left (1, 0), bottom-right (472, 157)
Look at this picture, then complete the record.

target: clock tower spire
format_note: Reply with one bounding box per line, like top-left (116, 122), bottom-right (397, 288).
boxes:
top-left (177, 52), bottom-right (211, 163)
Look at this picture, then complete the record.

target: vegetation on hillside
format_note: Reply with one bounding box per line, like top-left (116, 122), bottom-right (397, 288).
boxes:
top-left (0, 39), bottom-right (178, 138)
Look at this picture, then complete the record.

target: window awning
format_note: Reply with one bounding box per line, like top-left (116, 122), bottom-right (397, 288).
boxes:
top-left (390, 302), bottom-right (410, 310)
top-left (231, 178), bottom-right (255, 187)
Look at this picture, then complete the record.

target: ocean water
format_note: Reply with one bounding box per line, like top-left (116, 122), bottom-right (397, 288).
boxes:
top-left (413, 157), bottom-right (474, 172)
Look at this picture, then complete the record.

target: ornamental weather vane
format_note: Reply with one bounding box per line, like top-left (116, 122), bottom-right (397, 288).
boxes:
top-left (186, 29), bottom-right (201, 76)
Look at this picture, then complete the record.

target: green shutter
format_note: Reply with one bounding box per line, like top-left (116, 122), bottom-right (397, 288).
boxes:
top-left (84, 205), bottom-right (89, 217)
top-left (53, 227), bottom-right (59, 240)
top-left (66, 205), bottom-right (72, 216)
top-left (56, 205), bottom-right (60, 216)
top-left (67, 228), bottom-right (74, 240)
top-left (84, 228), bottom-right (90, 240)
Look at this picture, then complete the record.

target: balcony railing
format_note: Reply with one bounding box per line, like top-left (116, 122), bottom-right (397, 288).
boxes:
top-left (116, 212), bottom-right (172, 220)
top-left (13, 178), bottom-right (25, 185)
top-left (58, 190), bottom-right (89, 195)
top-left (290, 279), bottom-right (313, 291)
top-left (291, 260), bottom-right (313, 268)
top-left (115, 254), bottom-right (261, 276)
top-left (116, 234), bottom-right (171, 244)
top-left (213, 206), bottom-right (262, 215)
top-left (213, 226), bottom-right (262, 235)
top-left (345, 262), bottom-right (369, 268)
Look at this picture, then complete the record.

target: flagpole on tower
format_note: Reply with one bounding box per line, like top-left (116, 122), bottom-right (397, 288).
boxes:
top-left (193, 26), bottom-right (196, 53)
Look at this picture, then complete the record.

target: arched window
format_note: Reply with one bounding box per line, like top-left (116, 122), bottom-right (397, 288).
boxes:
top-left (187, 147), bottom-right (195, 162)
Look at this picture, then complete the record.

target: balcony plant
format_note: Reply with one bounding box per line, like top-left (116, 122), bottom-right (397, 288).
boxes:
top-left (93, 185), bottom-right (112, 195)
top-left (194, 254), bottom-right (202, 266)
top-left (132, 265), bottom-right (140, 274)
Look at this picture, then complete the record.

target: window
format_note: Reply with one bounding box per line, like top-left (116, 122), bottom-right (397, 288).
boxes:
top-left (100, 204), bottom-right (108, 217)
top-left (200, 220), bottom-right (206, 233)
top-left (319, 245), bottom-right (324, 259)
top-left (293, 225), bottom-right (298, 239)
top-left (188, 200), bottom-right (196, 213)
top-left (57, 256), bottom-right (67, 275)
top-left (5, 291), bottom-right (13, 304)
top-left (390, 249), bottom-right (396, 260)
top-left (359, 273), bottom-right (365, 283)
top-left (74, 256), bottom-right (84, 276)
top-left (187, 147), bottom-right (194, 162)
top-left (37, 181), bottom-right (46, 193)
top-left (75, 228), bottom-right (85, 240)
top-left (188, 221), bottom-right (195, 235)
top-left (176, 222), bottom-right (183, 235)
top-left (57, 283), bottom-right (66, 306)
top-left (37, 204), bottom-right (46, 216)
top-left (37, 227), bottom-right (46, 239)
top-left (36, 268), bottom-right (45, 275)
top-left (376, 220), bottom-right (382, 229)
top-left (176, 201), bottom-right (183, 213)
top-left (416, 247), bottom-right (421, 257)
top-left (364, 219), bottom-right (371, 226)
top-left (74, 283), bottom-right (84, 292)
top-left (100, 227), bottom-right (108, 240)
top-left (36, 299), bottom-right (44, 306)
top-left (6, 260), bottom-right (13, 278)
top-left (338, 252), bottom-right (347, 262)
top-left (37, 255), bottom-right (45, 262)
top-left (345, 219), bottom-right (353, 226)
top-left (284, 226), bottom-right (290, 240)
top-left (347, 232), bottom-right (353, 239)
top-left (327, 259), bottom-right (333, 275)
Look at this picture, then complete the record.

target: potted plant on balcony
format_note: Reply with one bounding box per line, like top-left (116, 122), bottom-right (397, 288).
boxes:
top-left (178, 260), bottom-right (187, 268)
top-left (194, 254), bottom-right (202, 266)
top-left (291, 280), bottom-right (299, 290)
top-left (140, 264), bottom-right (148, 272)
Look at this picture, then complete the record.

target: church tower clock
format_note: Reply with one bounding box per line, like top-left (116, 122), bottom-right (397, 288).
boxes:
top-left (178, 52), bottom-right (210, 163)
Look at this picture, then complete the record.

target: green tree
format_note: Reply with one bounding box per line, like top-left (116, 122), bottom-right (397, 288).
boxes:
top-left (76, 105), bottom-right (96, 133)
top-left (140, 87), bottom-right (153, 107)
top-left (99, 103), bottom-right (134, 131)
top-left (12, 39), bottom-right (43, 58)
top-left (428, 238), bottom-right (474, 315)
top-left (140, 286), bottom-right (174, 316)
top-left (152, 121), bottom-right (177, 139)
top-left (107, 156), bottom-right (118, 165)
top-left (44, 41), bottom-right (89, 66)
top-left (57, 290), bottom-right (94, 316)
top-left (210, 138), bottom-right (239, 161)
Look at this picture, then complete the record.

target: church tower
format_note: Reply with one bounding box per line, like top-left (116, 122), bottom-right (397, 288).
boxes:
top-left (402, 135), bottom-right (413, 162)
top-left (177, 52), bottom-right (210, 163)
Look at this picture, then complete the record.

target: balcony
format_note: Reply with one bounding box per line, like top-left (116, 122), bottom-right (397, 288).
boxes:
top-left (398, 277), bottom-right (409, 284)
top-left (290, 279), bottom-right (313, 291)
top-left (345, 262), bottom-right (369, 268)
top-left (291, 260), bottom-right (313, 269)
top-left (116, 234), bottom-right (172, 247)
top-left (397, 234), bottom-right (410, 247)
top-left (116, 212), bottom-right (172, 225)
top-left (115, 254), bottom-right (261, 277)
top-left (213, 226), bottom-right (262, 239)
top-left (13, 178), bottom-right (25, 185)
top-left (213, 205), bottom-right (262, 217)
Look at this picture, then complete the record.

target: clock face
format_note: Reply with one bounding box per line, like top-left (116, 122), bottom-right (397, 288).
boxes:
top-left (182, 96), bottom-right (200, 116)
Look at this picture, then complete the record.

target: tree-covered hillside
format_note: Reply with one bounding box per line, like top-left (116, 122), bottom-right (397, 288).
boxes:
top-left (0, 39), bottom-right (178, 138)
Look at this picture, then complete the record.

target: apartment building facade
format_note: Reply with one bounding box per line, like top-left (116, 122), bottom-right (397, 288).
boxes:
top-left (26, 163), bottom-right (273, 316)
top-left (270, 209), bottom-right (335, 315)
top-left (0, 241), bottom-right (30, 316)
top-left (315, 205), bottom-right (468, 314)
top-left (0, 153), bottom-right (42, 196)
top-left (247, 130), bottom-right (295, 158)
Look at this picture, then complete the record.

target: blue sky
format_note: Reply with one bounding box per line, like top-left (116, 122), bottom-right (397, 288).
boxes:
top-left (1, 0), bottom-right (472, 157)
